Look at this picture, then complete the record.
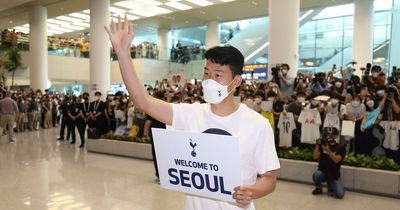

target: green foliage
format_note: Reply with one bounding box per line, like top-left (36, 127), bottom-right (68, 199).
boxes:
top-left (0, 47), bottom-right (22, 86)
top-left (101, 133), bottom-right (152, 144)
top-left (277, 147), bottom-right (400, 171)
top-left (1, 48), bottom-right (21, 71)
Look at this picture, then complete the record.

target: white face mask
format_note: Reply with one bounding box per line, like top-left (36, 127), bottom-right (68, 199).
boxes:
top-left (122, 98), bottom-right (128, 103)
top-left (330, 99), bottom-right (339, 106)
top-left (95, 96), bottom-right (100, 101)
top-left (202, 79), bottom-right (235, 104)
top-left (377, 90), bottom-right (385, 97)
top-left (372, 72), bottom-right (379, 78)
top-left (366, 100), bottom-right (375, 108)
top-left (351, 100), bottom-right (361, 107)
top-left (335, 82), bottom-right (342, 88)
top-left (297, 97), bottom-right (305, 103)
top-left (311, 100), bottom-right (319, 106)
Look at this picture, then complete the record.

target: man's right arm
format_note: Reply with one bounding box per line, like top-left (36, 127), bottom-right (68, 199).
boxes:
top-left (106, 16), bottom-right (172, 126)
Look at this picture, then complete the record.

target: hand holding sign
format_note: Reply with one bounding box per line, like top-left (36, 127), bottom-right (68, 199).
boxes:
top-left (233, 185), bottom-right (253, 205)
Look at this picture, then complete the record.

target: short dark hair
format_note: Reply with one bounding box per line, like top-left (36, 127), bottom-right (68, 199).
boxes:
top-left (82, 92), bottom-right (89, 97)
top-left (281, 63), bottom-right (290, 70)
top-left (204, 45), bottom-right (244, 76)
top-left (95, 91), bottom-right (102, 96)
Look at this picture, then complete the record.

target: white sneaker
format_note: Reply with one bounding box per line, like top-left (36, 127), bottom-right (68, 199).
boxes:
top-left (8, 139), bottom-right (15, 144)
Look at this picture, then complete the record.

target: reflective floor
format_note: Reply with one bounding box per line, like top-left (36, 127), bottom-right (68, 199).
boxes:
top-left (0, 127), bottom-right (398, 210)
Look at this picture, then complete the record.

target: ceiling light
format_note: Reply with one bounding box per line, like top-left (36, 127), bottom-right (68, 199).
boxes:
top-left (147, 6), bottom-right (172, 14)
top-left (47, 19), bottom-right (73, 25)
top-left (57, 16), bottom-right (84, 22)
top-left (111, 14), bottom-right (139, 20)
top-left (128, 10), bottom-right (156, 17)
top-left (114, 1), bottom-right (143, 10)
top-left (136, 0), bottom-right (162, 6)
top-left (69, 13), bottom-right (90, 20)
top-left (185, 0), bottom-right (213, 6)
top-left (61, 24), bottom-right (86, 30)
top-left (220, 0), bottom-right (236, 2)
top-left (109, 6), bottom-right (127, 14)
top-left (165, 1), bottom-right (192, 10)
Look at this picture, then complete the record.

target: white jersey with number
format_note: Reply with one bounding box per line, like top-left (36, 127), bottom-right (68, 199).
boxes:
top-left (278, 112), bottom-right (296, 147)
top-left (380, 121), bottom-right (400, 151)
top-left (171, 103), bottom-right (280, 210)
top-left (298, 109), bottom-right (322, 144)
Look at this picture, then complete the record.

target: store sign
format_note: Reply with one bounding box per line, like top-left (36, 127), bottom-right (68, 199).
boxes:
top-left (152, 128), bottom-right (242, 202)
top-left (242, 63), bottom-right (268, 80)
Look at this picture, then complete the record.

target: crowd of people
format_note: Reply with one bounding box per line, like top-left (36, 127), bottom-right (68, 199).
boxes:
top-left (1, 63), bottom-right (399, 158)
top-left (1, 61), bottom-right (399, 198)
top-left (170, 41), bottom-right (205, 63)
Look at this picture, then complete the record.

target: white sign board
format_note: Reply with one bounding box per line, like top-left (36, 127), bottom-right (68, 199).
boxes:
top-left (152, 128), bottom-right (242, 202)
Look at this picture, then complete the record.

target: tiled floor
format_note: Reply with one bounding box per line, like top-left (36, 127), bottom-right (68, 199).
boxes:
top-left (0, 127), bottom-right (398, 210)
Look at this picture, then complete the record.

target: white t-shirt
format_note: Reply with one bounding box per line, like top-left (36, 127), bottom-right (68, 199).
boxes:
top-left (345, 103), bottom-right (366, 119)
top-left (380, 121), bottom-right (400, 151)
top-left (171, 103), bottom-right (280, 210)
top-left (323, 113), bottom-right (341, 143)
top-left (278, 112), bottom-right (296, 147)
top-left (298, 109), bottom-right (321, 144)
top-left (127, 107), bottom-right (135, 127)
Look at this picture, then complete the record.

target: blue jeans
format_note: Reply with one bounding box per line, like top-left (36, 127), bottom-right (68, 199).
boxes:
top-left (312, 170), bottom-right (345, 199)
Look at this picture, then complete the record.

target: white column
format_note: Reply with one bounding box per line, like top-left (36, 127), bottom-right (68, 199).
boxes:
top-left (206, 21), bottom-right (220, 50)
top-left (389, 0), bottom-right (400, 72)
top-left (353, 0), bottom-right (374, 76)
top-left (268, 0), bottom-right (299, 78)
top-left (158, 29), bottom-right (171, 60)
top-left (89, 0), bottom-right (110, 100)
top-left (29, 6), bottom-right (48, 91)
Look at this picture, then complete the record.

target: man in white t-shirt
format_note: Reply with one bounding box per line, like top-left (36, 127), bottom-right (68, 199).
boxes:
top-left (105, 16), bottom-right (280, 210)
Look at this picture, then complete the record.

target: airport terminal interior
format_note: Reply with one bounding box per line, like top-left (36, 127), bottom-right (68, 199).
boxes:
top-left (0, 0), bottom-right (400, 209)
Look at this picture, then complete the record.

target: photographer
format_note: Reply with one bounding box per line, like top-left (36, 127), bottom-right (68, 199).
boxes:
top-left (379, 86), bottom-right (400, 121)
top-left (366, 65), bottom-right (386, 90)
top-left (274, 64), bottom-right (294, 97)
top-left (312, 127), bottom-right (346, 199)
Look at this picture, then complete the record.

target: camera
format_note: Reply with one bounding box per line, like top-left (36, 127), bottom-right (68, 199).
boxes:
top-left (271, 64), bottom-right (281, 78)
top-left (320, 127), bottom-right (339, 146)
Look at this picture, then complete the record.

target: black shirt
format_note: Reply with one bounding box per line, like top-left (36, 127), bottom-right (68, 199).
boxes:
top-left (318, 143), bottom-right (346, 180)
top-left (90, 100), bottom-right (105, 116)
top-left (147, 114), bottom-right (166, 137)
top-left (81, 102), bottom-right (91, 118)
top-left (69, 103), bottom-right (81, 117)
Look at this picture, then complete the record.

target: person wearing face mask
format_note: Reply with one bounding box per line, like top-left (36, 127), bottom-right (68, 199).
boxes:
top-left (278, 63), bottom-right (294, 97)
top-left (312, 127), bottom-right (346, 199)
top-left (106, 21), bottom-right (279, 210)
top-left (358, 97), bottom-right (381, 156)
top-left (16, 97), bottom-right (26, 133)
top-left (67, 97), bottom-right (79, 144)
top-left (344, 95), bottom-right (366, 152)
top-left (367, 65), bottom-right (386, 90)
top-left (89, 91), bottom-right (107, 136)
top-left (57, 96), bottom-right (70, 140)
top-left (75, 92), bottom-right (90, 148)
top-left (27, 95), bottom-right (39, 130)
top-left (287, 91), bottom-right (307, 147)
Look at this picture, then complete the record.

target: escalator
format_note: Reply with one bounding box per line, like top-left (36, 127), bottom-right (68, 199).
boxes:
top-left (226, 9), bottom-right (322, 64)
